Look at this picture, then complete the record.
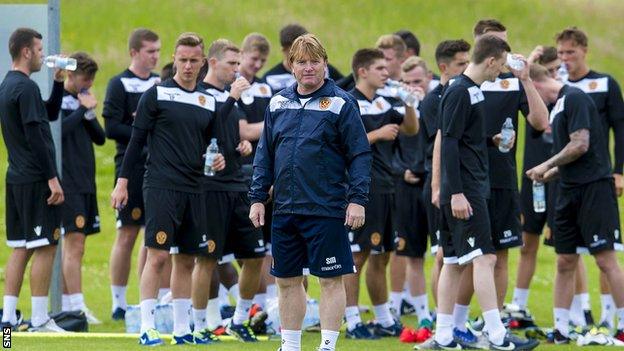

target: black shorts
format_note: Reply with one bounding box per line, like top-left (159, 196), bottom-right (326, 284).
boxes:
top-left (61, 193), bottom-right (100, 235)
top-left (349, 193), bottom-right (395, 254)
top-left (520, 176), bottom-right (548, 235)
top-left (394, 178), bottom-right (429, 258)
top-left (543, 180), bottom-right (561, 247)
top-left (271, 214), bottom-right (355, 278)
top-left (423, 173), bottom-right (441, 255)
top-left (441, 195), bottom-right (495, 265)
top-left (202, 191), bottom-right (266, 261)
top-left (5, 181), bottom-right (61, 249)
top-left (554, 179), bottom-right (622, 255)
top-left (143, 187), bottom-right (207, 255)
top-left (488, 188), bottom-right (522, 250)
top-left (115, 166), bottom-right (145, 227)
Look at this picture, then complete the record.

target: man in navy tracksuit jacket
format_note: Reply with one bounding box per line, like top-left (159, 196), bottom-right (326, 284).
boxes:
top-left (249, 34), bottom-right (371, 351)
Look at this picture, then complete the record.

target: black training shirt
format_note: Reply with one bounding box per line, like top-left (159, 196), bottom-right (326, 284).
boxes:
top-left (236, 77), bottom-right (272, 165)
top-left (419, 83), bottom-right (445, 172)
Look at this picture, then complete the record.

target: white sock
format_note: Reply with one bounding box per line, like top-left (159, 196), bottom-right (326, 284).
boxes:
top-left (453, 304), bottom-right (470, 332)
top-left (580, 293), bottom-right (591, 310)
top-left (157, 288), bottom-right (170, 300)
top-left (61, 294), bottom-right (71, 312)
top-left (172, 298), bottom-right (192, 336)
top-left (617, 308), bottom-right (624, 330)
top-left (140, 298), bottom-right (157, 333)
top-left (434, 313), bottom-right (453, 345)
top-left (281, 329), bottom-right (302, 351)
top-left (218, 284), bottom-right (229, 307)
top-left (320, 329), bottom-right (339, 351)
top-left (266, 284), bottom-right (278, 300)
top-left (483, 309), bottom-right (506, 345)
top-left (512, 288), bottom-right (529, 310)
top-left (2, 295), bottom-right (18, 324)
top-left (389, 291), bottom-right (402, 314)
top-left (554, 308), bottom-right (570, 337)
top-left (31, 296), bottom-right (49, 327)
top-left (570, 294), bottom-right (585, 326)
top-left (193, 308), bottom-right (207, 331)
top-left (253, 293), bottom-right (267, 310)
top-left (228, 284), bottom-right (240, 302)
top-left (345, 306), bottom-right (361, 331)
top-left (601, 294), bottom-right (615, 328)
top-left (233, 298), bottom-right (253, 325)
top-left (373, 303), bottom-right (394, 327)
top-left (206, 298), bottom-right (223, 330)
top-left (69, 293), bottom-right (86, 311)
top-left (111, 285), bottom-right (127, 311)
top-left (412, 294), bottom-right (432, 322)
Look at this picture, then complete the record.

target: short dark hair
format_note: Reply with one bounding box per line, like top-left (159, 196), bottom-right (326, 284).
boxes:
top-left (175, 32), bottom-right (204, 52)
top-left (435, 39), bottom-right (471, 64)
top-left (473, 19), bottom-right (506, 37)
top-left (351, 48), bottom-right (385, 80)
top-left (279, 23), bottom-right (308, 49)
top-left (128, 28), bottom-right (159, 52)
top-left (9, 27), bottom-right (42, 60)
top-left (160, 62), bottom-right (174, 81)
top-left (395, 30), bottom-right (420, 56)
top-left (472, 35), bottom-right (511, 64)
top-left (555, 27), bottom-right (588, 47)
top-left (71, 52), bottom-right (98, 78)
top-left (538, 46), bottom-right (558, 65)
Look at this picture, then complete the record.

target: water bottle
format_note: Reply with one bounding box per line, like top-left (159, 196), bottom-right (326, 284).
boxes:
top-left (498, 117), bottom-right (514, 153)
top-left (44, 55), bottom-right (77, 71)
top-left (125, 305), bottom-right (141, 333)
top-left (84, 109), bottom-right (97, 120)
top-left (155, 303), bottom-right (173, 334)
top-left (204, 138), bottom-right (219, 176)
top-left (386, 79), bottom-right (418, 107)
top-left (532, 181), bottom-right (546, 213)
top-left (506, 53), bottom-right (525, 71)
top-left (557, 63), bottom-right (569, 83)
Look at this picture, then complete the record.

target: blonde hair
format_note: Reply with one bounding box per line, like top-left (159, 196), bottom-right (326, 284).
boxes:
top-left (375, 34), bottom-right (407, 58)
top-left (175, 32), bottom-right (204, 53)
top-left (287, 34), bottom-right (328, 65)
top-left (529, 64), bottom-right (550, 82)
top-left (242, 33), bottom-right (270, 55)
top-left (208, 39), bottom-right (239, 60)
top-left (401, 56), bottom-right (428, 73)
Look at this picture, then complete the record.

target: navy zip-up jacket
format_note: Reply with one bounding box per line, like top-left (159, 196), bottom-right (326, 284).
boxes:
top-left (249, 79), bottom-right (372, 218)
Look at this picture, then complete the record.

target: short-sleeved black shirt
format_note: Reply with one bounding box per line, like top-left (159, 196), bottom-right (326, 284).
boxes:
top-left (0, 71), bottom-right (56, 184)
top-left (522, 116), bottom-right (553, 173)
top-left (199, 82), bottom-right (248, 192)
top-left (133, 79), bottom-right (216, 193)
top-left (481, 73), bottom-right (529, 190)
top-left (419, 83), bottom-right (445, 172)
top-left (236, 77), bottom-right (272, 165)
top-left (60, 91), bottom-right (97, 193)
top-left (440, 74), bottom-right (489, 204)
top-left (102, 69), bottom-right (160, 168)
top-left (550, 85), bottom-right (611, 188)
top-left (350, 88), bottom-right (403, 194)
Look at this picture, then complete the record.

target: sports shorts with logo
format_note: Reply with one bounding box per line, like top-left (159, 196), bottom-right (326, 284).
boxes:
top-left (62, 193), bottom-right (100, 235)
top-left (395, 177), bottom-right (429, 258)
top-left (115, 165), bottom-right (145, 227)
top-left (488, 188), bottom-right (522, 250)
top-left (349, 193), bottom-right (395, 254)
top-left (423, 173), bottom-right (441, 255)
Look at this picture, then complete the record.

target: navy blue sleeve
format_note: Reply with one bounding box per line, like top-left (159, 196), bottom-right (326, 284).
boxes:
top-left (338, 100), bottom-right (372, 206)
top-left (249, 106), bottom-right (275, 203)
top-left (442, 136), bottom-right (462, 195)
top-left (45, 81), bottom-right (64, 121)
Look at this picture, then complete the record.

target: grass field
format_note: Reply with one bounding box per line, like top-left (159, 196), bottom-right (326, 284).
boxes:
top-left (1, 0), bottom-right (624, 350)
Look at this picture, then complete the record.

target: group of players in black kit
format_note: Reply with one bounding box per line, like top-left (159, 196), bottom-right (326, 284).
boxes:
top-left (1, 16), bottom-right (624, 351)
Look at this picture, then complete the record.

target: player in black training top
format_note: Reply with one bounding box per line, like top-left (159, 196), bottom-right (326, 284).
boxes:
top-left (103, 28), bottom-right (162, 320)
top-left (111, 33), bottom-right (225, 346)
top-left (194, 39), bottom-right (267, 342)
top-left (0, 28), bottom-right (67, 332)
top-left (262, 23), bottom-right (342, 94)
top-left (527, 64), bottom-right (624, 343)
top-left (463, 20), bottom-right (549, 322)
top-left (58, 52), bottom-right (105, 325)
top-left (345, 48), bottom-right (418, 339)
top-left (426, 35), bottom-right (538, 351)
top-left (557, 27), bottom-right (624, 330)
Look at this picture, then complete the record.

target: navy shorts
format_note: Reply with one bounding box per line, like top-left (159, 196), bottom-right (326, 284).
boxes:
top-left (271, 214), bottom-right (355, 278)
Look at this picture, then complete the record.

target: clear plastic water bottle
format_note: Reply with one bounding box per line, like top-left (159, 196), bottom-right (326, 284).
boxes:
top-left (557, 63), bottom-right (569, 83)
top-left (506, 53), bottom-right (525, 71)
top-left (155, 303), bottom-right (173, 334)
top-left (386, 79), bottom-right (418, 107)
top-left (125, 305), bottom-right (141, 333)
top-left (204, 138), bottom-right (219, 176)
top-left (44, 55), bottom-right (77, 71)
top-left (498, 117), bottom-right (514, 153)
top-left (532, 181), bottom-right (546, 213)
